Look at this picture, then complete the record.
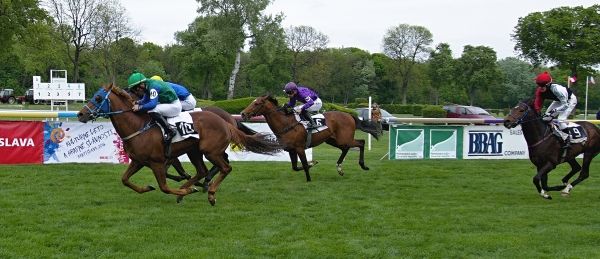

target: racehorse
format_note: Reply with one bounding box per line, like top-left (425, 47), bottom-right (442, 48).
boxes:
top-left (241, 95), bottom-right (382, 182)
top-left (77, 84), bottom-right (282, 205)
top-left (503, 100), bottom-right (600, 199)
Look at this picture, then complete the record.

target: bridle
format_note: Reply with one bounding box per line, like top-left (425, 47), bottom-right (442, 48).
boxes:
top-left (246, 97), bottom-right (301, 137)
top-left (83, 87), bottom-right (129, 121)
top-left (508, 102), bottom-right (552, 148)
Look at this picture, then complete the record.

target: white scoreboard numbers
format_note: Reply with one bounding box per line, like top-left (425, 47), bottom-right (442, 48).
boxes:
top-left (32, 70), bottom-right (85, 101)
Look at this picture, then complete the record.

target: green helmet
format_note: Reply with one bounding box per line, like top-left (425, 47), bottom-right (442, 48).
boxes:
top-left (127, 72), bottom-right (147, 89)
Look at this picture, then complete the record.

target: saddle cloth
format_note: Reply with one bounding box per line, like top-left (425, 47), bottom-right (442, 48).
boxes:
top-left (295, 113), bottom-right (328, 132)
top-left (166, 111), bottom-right (199, 143)
top-left (551, 122), bottom-right (587, 144)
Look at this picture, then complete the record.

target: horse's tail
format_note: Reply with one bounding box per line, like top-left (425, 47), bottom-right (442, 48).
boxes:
top-left (353, 115), bottom-right (382, 140)
top-left (236, 121), bottom-right (258, 135)
top-left (227, 124), bottom-right (283, 155)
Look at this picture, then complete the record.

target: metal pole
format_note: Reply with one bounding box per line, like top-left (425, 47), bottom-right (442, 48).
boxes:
top-left (368, 96), bottom-right (372, 150)
top-left (585, 76), bottom-right (589, 120)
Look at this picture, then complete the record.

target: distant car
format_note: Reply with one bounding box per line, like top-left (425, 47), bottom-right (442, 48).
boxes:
top-left (355, 107), bottom-right (396, 131)
top-left (442, 104), bottom-right (497, 120)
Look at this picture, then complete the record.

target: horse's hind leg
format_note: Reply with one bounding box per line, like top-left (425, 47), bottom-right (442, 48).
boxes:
top-left (206, 154), bottom-right (233, 206)
top-left (176, 152), bottom-right (208, 203)
top-left (564, 152), bottom-right (598, 194)
top-left (547, 159), bottom-right (581, 192)
top-left (121, 160), bottom-right (155, 193)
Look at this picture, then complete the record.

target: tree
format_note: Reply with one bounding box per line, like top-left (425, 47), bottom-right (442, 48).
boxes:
top-left (383, 24), bottom-right (433, 104)
top-left (285, 25), bottom-right (329, 82)
top-left (46, 0), bottom-right (104, 83)
top-left (92, 0), bottom-right (135, 83)
top-left (496, 57), bottom-right (535, 108)
top-left (196, 0), bottom-right (274, 99)
top-left (0, 0), bottom-right (47, 51)
top-left (455, 45), bottom-right (500, 106)
top-left (513, 5), bottom-right (600, 80)
top-left (428, 43), bottom-right (456, 104)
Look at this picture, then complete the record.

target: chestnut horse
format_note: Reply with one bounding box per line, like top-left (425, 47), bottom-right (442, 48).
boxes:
top-left (77, 84), bottom-right (282, 205)
top-left (504, 100), bottom-right (600, 199)
top-left (241, 95), bottom-right (381, 182)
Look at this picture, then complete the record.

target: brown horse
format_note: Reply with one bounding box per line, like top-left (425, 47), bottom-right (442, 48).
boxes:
top-left (77, 84), bottom-right (282, 205)
top-left (241, 95), bottom-right (381, 182)
top-left (503, 100), bottom-right (600, 199)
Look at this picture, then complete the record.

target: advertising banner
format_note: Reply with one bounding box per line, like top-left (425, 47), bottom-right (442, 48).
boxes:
top-left (463, 125), bottom-right (528, 159)
top-left (389, 125), bottom-right (463, 160)
top-left (0, 121), bottom-right (44, 164)
top-left (43, 122), bottom-right (129, 164)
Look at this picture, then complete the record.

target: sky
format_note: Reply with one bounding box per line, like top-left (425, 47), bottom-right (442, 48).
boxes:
top-left (120, 0), bottom-right (598, 59)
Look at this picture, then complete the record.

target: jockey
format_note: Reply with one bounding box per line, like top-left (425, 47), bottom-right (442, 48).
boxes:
top-left (128, 72), bottom-right (181, 153)
top-left (283, 82), bottom-right (322, 129)
top-left (533, 71), bottom-right (577, 148)
top-left (150, 75), bottom-right (197, 111)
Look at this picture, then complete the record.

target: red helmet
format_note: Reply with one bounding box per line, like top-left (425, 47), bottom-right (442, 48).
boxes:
top-left (535, 71), bottom-right (552, 86)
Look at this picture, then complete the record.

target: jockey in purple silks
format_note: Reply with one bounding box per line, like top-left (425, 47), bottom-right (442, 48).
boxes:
top-left (283, 82), bottom-right (323, 129)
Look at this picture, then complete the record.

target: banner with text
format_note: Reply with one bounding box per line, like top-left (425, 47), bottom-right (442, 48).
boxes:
top-left (0, 121), bottom-right (44, 164)
top-left (462, 125), bottom-right (528, 159)
top-left (43, 122), bottom-right (129, 164)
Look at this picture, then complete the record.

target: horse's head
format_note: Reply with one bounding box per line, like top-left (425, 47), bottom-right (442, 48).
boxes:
top-left (504, 101), bottom-right (536, 129)
top-left (240, 95), bottom-right (279, 121)
top-left (77, 84), bottom-right (134, 123)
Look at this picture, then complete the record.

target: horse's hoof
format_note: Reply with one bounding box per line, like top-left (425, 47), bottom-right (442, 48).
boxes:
top-left (309, 160), bottom-right (319, 167)
top-left (147, 185), bottom-right (156, 191)
top-left (560, 192), bottom-right (570, 197)
top-left (543, 195), bottom-right (553, 200)
top-left (208, 197), bottom-right (216, 206)
top-left (191, 187), bottom-right (199, 193)
top-left (338, 171), bottom-right (344, 176)
top-left (176, 196), bottom-right (184, 203)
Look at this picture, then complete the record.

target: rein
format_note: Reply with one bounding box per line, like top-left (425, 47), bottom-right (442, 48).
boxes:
top-left (85, 87), bottom-right (151, 141)
top-left (510, 103), bottom-right (552, 149)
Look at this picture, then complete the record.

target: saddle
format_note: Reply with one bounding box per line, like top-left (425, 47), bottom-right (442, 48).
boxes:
top-left (550, 121), bottom-right (587, 147)
top-left (166, 112), bottom-right (199, 143)
top-left (295, 113), bottom-right (327, 131)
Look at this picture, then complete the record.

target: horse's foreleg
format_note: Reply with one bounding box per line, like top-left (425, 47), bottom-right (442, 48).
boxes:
top-left (534, 163), bottom-right (555, 199)
top-left (546, 159), bottom-right (580, 193)
top-left (167, 158), bottom-right (192, 181)
top-left (296, 149), bottom-right (312, 182)
top-left (121, 160), bottom-right (154, 193)
top-left (206, 154), bottom-right (233, 206)
top-left (176, 152), bottom-right (206, 203)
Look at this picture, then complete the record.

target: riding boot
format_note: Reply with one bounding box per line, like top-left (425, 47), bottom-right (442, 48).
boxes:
top-left (301, 110), bottom-right (316, 129)
top-left (560, 129), bottom-right (571, 149)
top-left (149, 112), bottom-right (176, 157)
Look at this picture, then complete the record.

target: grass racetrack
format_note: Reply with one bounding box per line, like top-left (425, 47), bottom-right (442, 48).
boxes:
top-left (1, 132), bottom-right (600, 258)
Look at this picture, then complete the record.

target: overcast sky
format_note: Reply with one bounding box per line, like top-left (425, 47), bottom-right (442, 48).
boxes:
top-left (120, 0), bottom-right (597, 59)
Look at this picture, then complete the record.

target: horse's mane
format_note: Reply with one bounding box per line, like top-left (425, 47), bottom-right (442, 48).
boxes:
top-left (105, 84), bottom-right (135, 105)
top-left (265, 95), bottom-right (279, 106)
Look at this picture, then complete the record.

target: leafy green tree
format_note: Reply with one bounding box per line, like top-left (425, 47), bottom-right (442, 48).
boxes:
top-left (496, 57), bottom-right (535, 107)
top-left (285, 25), bottom-right (329, 82)
top-left (455, 45), bottom-right (500, 106)
top-left (371, 53), bottom-right (398, 104)
top-left (383, 24), bottom-right (433, 104)
top-left (513, 5), bottom-right (600, 80)
top-left (0, 0), bottom-right (47, 52)
top-left (196, 0), bottom-right (274, 99)
top-left (428, 43), bottom-right (456, 104)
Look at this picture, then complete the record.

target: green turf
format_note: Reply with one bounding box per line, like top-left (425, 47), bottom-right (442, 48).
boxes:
top-left (1, 132), bottom-right (599, 258)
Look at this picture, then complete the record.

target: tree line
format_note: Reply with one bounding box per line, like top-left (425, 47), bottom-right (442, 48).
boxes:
top-left (1, 1), bottom-right (599, 110)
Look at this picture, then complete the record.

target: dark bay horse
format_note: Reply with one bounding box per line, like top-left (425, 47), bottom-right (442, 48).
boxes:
top-left (504, 101), bottom-right (600, 199)
top-left (77, 84), bottom-right (282, 205)
top-left (241, 95), bottom-right (381, 182)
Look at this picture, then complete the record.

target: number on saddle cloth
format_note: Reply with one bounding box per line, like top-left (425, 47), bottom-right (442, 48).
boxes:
top-left (554, 122), bottom-right (588, 144)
